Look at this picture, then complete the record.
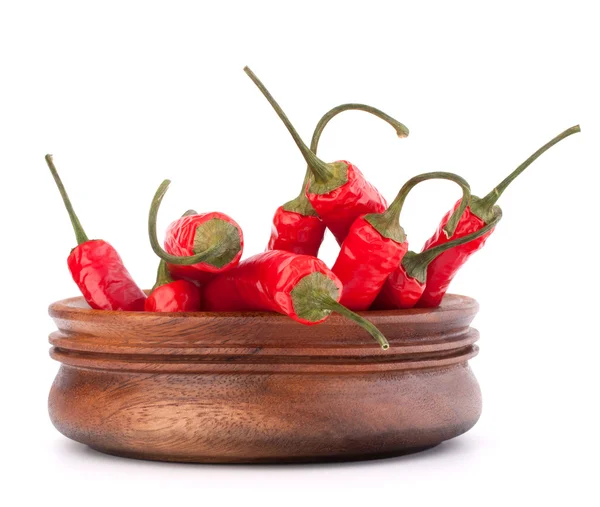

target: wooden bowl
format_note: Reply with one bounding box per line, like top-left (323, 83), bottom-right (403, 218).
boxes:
top-left (48, 294), bottom-right (482, 463)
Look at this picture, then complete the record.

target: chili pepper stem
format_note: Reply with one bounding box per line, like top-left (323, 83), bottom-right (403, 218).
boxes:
top-left (290, 272), bottom-right (389, 350)
top-left (403, 210), bottom-right (503, 284)
top-left (319, 296), bottom-right (390, 350)
top-left (182, 209), bottom-right (198, 216)
top-left (470, 125), bottom-right (581, 223)
top-left (366, 172), bottom-right (471, 243)
top-left (45, 154), bottom-right (89, 245)
top-left (152, 260), bottom-right (174, 290)
top-left (282, 166), bottom-right (319, 216)
top-left (311, 104), bottom-right (410, 148)
top-left (244, 66), bottom-right (348, 194)
top-left (148, 180), bottom-right (240, 266)
top-left (364, 199), bottom-right (406, 243)
top-left (283, 104), bottom-right (411, 215)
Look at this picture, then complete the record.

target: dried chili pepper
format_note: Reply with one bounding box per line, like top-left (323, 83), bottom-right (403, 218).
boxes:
top-left (268, 103), bottom-right (409, 256)
top-left (148, 180), bottom-right (244, 283)
top-left (332, 172), bottom-right (471, 311)
top-left (144, 260), bottom-right (202, 312)
top-left (245, 67), bottom-right (407, 244)
top-left (45, 155), bottom-right (146, 311)
top-left (417, 125), bottom-right (580, 308)
top-left (202, 250), bottom-right (389, 349)
top-left (373, 213), bottom-right (502, 310)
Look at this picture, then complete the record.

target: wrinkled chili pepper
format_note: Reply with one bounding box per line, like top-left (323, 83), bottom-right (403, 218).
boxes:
top-left (417, 125), bottom-right (580, 308)
top-left (268, 206), bottom-right (325, 257)
top-left (373, 213), bottom-right (502, 310)
top-left (332, 172), bottom-right (471, 311)
top-left (45, 155), bottom-right (146, 311)
top-left (148, 180), bottom-right (244, 283)
top-left (268, 103), bottom-right (409, 256)
top-left (144, 260), bottom-right (202, 312)
top-left (245, 67), bottom-right (408, 244)
top-left (202, 250), bottom-right (389, 349)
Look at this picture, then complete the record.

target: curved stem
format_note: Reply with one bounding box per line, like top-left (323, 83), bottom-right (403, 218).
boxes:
top-left (316, 295), bottom-right (389, 350)
top-left (477, 125), bottom-right (581, 211)
top-left (310, 103), bottom-right (409, 153)
top-left (45, 154), bottom-right (89, 245)
top-left (148, 180), bottom-right (224, 265)
top-left (152, 260), bottom-right (174, 290)
top-left (289, 103), bottom-right (410, 199)
top-left (404, 209), bottom-right (503, 283)
top-left (244, 66), bottom-right (333, 183)
top-left (371, 172), bottom-right (471, 241)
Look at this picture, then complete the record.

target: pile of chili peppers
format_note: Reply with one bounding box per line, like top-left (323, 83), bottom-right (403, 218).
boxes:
top-left (46, 67), bottom-right (581, 351)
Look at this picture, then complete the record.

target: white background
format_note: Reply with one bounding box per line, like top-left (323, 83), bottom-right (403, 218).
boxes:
top-left (1, 1), bottom-right (598, 505)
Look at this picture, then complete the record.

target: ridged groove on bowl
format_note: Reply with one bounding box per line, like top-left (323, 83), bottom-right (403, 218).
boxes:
top-left (49, 294), bottom-right (479, 373)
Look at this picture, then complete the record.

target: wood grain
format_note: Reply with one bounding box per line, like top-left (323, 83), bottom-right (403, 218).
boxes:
top-left (48, 294), bottom-right (482, 463)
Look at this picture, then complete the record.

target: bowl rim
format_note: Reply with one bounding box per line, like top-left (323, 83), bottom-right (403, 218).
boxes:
top-left (48, 294), bottom-right (481, 372)
top-left (49, 293), bottom-right (478, 320)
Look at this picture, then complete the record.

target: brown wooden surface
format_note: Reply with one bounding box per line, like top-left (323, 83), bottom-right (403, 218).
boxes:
top-left (48, 294), bottom-right (482, 463)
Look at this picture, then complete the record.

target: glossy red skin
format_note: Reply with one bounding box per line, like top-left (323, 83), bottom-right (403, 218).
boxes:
top-left (371, 264), bottom-right (425, 310)
top-left (332, 216), bottom-right (408, 311)
top-left (306, 161), bottom-right (387, 245)
top-left (202, 251), bottom-right (343, 326)
top-left (67, 239), bottom-right (146, 311)
top-left (417, 200), bottom-right (495, 308)
top-left (267, 206), bottom-right (326, 256)
top-left (164, 212), bottom-right (244, 283)
top-left (144, 280), bottom-right (202, 312)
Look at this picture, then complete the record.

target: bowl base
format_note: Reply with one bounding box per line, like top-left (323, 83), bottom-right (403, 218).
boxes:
top-left (87, 443), bottom-right (441, 464)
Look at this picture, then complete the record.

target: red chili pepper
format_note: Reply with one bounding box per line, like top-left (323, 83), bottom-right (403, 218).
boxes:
top-left (45, 155), bottom-right (146, 311)
top-left (144, 260), bottom-right (202, 312)
top-left (372, 214), bottom-right (501, 309)
top-left (148, 180), bottom-right (244, 283)
top-left (268, 103), bottom-right (409, 256)
top-left (417, 125), bottom-right (580, 308)
top-left (332, 172), bottom-right (471, 311)
top-left (203, 250), bottom-right (389, 349)
top-left (268, 207), bottom-right (325, 256)
top-left (245, 67), bottom-right (408, 245)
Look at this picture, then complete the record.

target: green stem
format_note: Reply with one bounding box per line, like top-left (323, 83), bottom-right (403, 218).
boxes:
top-left (318, 295), bottom-right (389, 350)
top-left (472, 125), bottom-right (580, 221)
top-left (152, 260), bottom-right (174, 290)
top-left (243, 66), bottom-right (335, 184)
top-left (366, 172), bottom-right (471, 243)
top-left (310, 104), bottom-right (409, 153)
top-left (284, 104), bottom-right (409, 214)
top-left (182, 209), bottom-right (198, 217)
top-left (402, 210), bottom-right (503, 284)
top-left (148, 179), bottom-right (225, 265)
top-left (45, 154), bottom-right (89, 245)
top-left (291, 272), bottom-right (389, 349)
